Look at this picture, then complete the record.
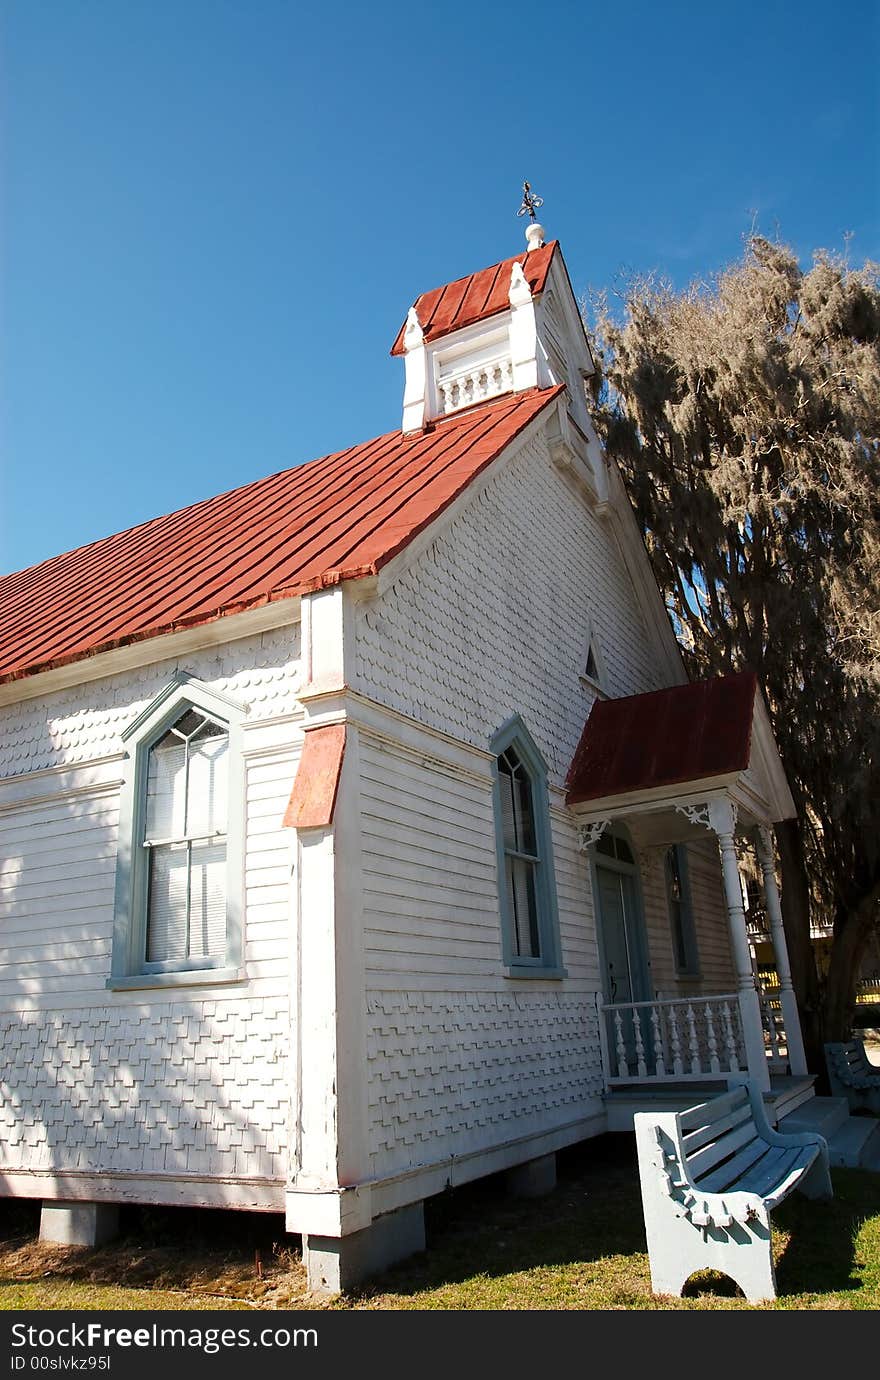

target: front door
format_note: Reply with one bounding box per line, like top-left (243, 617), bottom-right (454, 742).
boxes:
top-left (596, 865), bottom-right (648, 1007)
top-left (594, 832), bottom-right (651, 1074)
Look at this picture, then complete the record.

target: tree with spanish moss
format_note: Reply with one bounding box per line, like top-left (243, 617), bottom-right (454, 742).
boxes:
top-left (589, 235), bottom-right (880, 1074)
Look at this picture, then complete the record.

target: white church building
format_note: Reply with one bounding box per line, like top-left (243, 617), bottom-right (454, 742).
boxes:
top-left (0, 219), bottom-right (811, 1291)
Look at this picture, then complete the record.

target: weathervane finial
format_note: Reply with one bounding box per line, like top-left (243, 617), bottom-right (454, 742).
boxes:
top-left (516, 181), bottom-right (546, 251)
top-left (517, 181), bottom-right (544, 222)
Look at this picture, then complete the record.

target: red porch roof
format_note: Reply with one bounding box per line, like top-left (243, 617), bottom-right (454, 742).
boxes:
top-left (390, 242), bottom-right (558, 356)
top-left (0, 386), bottom-right (562, 686)
top-left (565, 672), bottom-right (758, 806)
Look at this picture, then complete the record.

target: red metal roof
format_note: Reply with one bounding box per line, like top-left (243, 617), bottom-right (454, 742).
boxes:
top-left (0, 386), bottom-right (563, 686)
top-left (565, 672), bottom-right (758, 805)
top-left (390, 242), bottom-right (558, 356)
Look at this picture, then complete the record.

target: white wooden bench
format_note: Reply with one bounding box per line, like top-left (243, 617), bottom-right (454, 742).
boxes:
top-left (825, 1040), bottom-right (880, 1115)
top-left (634, 1083), bottom-right (832, 1302)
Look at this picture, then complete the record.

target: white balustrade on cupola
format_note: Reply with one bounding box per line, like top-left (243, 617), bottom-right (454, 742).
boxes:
top-left (436, 356), bottom-right (514, 415)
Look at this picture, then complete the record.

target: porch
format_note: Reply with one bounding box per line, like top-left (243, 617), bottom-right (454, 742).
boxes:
top-left (595, 987), bottom-right (815, 1130)
top-left (566, 673), bottom-right (810, 1106)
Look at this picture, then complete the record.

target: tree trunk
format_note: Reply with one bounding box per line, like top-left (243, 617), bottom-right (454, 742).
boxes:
top-left (775, 817), bottom-right (824, 1079)
top-left (824, 886), bottom-right (880, 1041)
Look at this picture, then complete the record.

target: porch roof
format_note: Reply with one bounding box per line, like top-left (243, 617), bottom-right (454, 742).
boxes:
top-left (566, 672), bottom-right (757, 806)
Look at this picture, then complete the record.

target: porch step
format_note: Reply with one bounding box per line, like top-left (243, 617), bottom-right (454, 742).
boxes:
top-left (767, 1074), bottom-right (817, 1122)
top-left (777, 1095), bottom-right (851, 1142)
top-left (777, 1096), bottom-right (880, 1168)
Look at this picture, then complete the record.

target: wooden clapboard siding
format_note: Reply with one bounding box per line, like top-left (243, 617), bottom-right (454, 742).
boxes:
top-left (359, 731), bottom-right (605, 1179)
top-left (639, 837), bottom-right (736, 997)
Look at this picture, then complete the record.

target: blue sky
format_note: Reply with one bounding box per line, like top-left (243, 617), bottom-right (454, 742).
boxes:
top-left (2, 0), bottom-right (878, 575)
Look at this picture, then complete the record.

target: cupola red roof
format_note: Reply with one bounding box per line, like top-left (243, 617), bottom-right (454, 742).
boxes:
top-left (0, 386), bottom-right (563, 686)
top-left (565, 671), bottom-right (758, 805)
top-left (390, 242), bottom-right (558, 355)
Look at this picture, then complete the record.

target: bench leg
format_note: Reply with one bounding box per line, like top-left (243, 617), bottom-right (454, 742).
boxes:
top-left (798, 1150), bottom-right (833, 1202)
top-left (643, 1200), bottom-right (777, 1303)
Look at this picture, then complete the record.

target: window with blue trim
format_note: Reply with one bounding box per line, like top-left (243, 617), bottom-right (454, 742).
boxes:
top-left (491, 717), bottom-right (564, 976)
top-left (665, 844), bottom-right (700, 976)
top-left (108, 673), bottom-right (246, 991)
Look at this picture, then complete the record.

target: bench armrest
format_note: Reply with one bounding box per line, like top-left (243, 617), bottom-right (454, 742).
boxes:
top-left (745, 1083), bottom-right (828, 1154)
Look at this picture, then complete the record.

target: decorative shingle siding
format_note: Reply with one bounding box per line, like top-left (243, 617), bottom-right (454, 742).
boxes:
top-left (0, 627), bottom-right (301, 778)
top-left (366, 990), bottom-right (602, 1176)
top-left (0, 1002), bottom-right (288, 1181)
top-left (354, 433), bottom-right (665, 785)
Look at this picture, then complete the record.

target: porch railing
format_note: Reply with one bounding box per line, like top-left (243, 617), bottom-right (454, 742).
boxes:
top-left (759, 988), bottom-right (788, 1067)
top-left (601, 994), bottom-right (746, 1084)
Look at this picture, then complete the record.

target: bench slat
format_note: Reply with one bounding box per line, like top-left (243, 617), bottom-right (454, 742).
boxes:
top-left (750, 1148), bottom-right (814, 1206)
top-left (735, 1145), bottom-right (800, 1197)
top-left (686, 1118), bottom-right (762, 1180)
top-left (682, 1099), bottom-right (755, 1155)
top-left (693, 1134), bottom-right (773, 1193)
top-left (678, 1086), bottom-right (749, 1132)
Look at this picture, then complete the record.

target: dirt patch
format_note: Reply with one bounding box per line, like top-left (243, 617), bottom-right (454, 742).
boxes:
top-left (0, 1202), bottom-right (313, 1310)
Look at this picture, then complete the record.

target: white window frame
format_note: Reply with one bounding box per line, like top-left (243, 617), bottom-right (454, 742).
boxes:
top-left (108, 672), bottom-right (247, 991)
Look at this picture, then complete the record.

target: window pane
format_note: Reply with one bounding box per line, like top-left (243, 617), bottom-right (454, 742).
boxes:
top-left (174, 708), bottom-right (206, 738)
top-left (145, 740), bottom-right (186, 841)
top-left (147, 843), bottom-right (188, 962)
top-left (191, 716), bottom-right (226, 743)
top-left (187, 733), bottom-right (228, 837)
top-left (514, 773), bottom-right (536, 855)
top-left (188, 841), bottom-right (227, 960)
top-left (498, 763), bottom-right (517, 851)
top-left (615, 836), bottom-right (634, 865)
top-left (666, 846), bottom-right (698, 973)
top-left (509, 856), bottom-right (540, 958)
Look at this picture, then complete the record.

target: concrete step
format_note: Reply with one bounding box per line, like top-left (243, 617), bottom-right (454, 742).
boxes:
top-left (778, 1095), bottom-right (851, 1142)
top-left (778, 1094), bottom-right (880, 1168)
top-left (827, 1116), bottom-right (880, 1170)
top-left (768, 1075), bottom-right (817, 1122)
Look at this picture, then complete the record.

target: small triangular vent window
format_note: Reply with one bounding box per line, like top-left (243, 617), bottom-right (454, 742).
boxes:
top-left (585, 645), bottom-right (599, 681)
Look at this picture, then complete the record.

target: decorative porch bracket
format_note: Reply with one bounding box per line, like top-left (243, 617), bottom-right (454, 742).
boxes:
top-left (673, 797), bottom-right (770, 1091)
top-left (577, 819), bottom-right (611, 853)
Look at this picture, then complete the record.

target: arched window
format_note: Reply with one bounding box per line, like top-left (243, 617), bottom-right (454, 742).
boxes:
top-left (491, 716), bottom-right (564, 976)
top-left (110, 673), bottom-right (245, 990)
top-left (143, 708), bottom-right (229, 967)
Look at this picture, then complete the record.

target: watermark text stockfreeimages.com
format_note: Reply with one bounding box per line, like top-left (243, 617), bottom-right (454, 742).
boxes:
top-left (10, 1323), bottom-right (317, 1358)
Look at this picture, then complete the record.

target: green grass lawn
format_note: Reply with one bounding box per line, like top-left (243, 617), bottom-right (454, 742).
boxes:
top-left (2, 1136), bottom-right (879, 1311)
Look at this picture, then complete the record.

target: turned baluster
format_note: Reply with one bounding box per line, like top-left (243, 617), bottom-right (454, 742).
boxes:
top-left (705, 1002), bottom-right (721, 1075)
top-left (650, 1005), bottom-right (665, 1077)
top-left (668, 1004), bottom-right (684, 1076)
top-left (614, 1009), bottom-right (627, 1078)
top-left (720, 1000), bottom-right (740, 1072)
top-left (686, 1003), bottom-right (700, 1075)
top-left (633, 1008), bottom-right (647, 1078)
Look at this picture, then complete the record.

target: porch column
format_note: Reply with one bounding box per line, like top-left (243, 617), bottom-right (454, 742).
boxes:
top-left (708, 800), bottom-right (772, 1092)
top-left (755, 826), bottom-right (808, 1075)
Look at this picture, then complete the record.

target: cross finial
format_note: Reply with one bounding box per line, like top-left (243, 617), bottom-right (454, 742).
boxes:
top-left (516, 181), bottom-right (544, 222)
